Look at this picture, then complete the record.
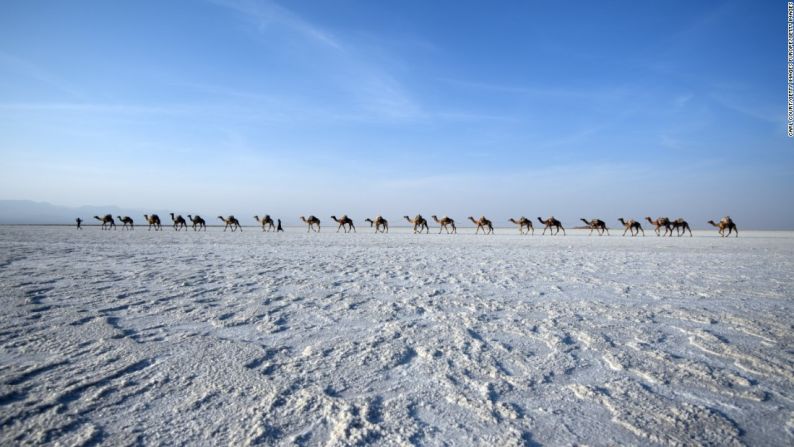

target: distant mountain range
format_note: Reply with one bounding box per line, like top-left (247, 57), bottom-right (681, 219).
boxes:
top-left (0, 200), bottom-right (169, 225)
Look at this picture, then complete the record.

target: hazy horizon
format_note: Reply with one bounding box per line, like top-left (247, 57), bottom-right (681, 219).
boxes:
top-left (1, 1), bottom-right (791, 228)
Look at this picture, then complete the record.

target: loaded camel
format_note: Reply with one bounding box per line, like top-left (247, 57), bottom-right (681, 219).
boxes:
top-left (331, 215), bottom-right (356, 233)
top-left (509, 217), bottom-right (534, 235)
top-left (432, 215), bottom-right (457, 234)
top-left (187, 215), bottom-right (206, 231)
top-left (170, 213), bottom-right (188, 231)
top-left (671, 218), bottom-right (692, 237)
top-left (618, 218), bottom-right (644, 236)
top-left (93, 214), bottom-right (116, 230)
top-left (580, 218), bottom-right (609, 236)
top-left (144, 214), bottom-right (162, 231)
top-left (218, 215), bottom-right (242, 232)
top-left (404, 215), bottom-right (429, 234)
top-left (707, 216), bottom-right (738, 237)
top-left (537, 217), bottom-right (565, 235)
top-left (468, 216), bottom-right (494, 235)
top-left (364, 216), bottom-right (389, 233)
top-left (116, 216), bottom-right (134, 230)
top-left (254, 215), bottom-right (275, 232)
top-left (300, 215), bottom-right (321, 232)
top-left (645, 217), bottom-right (672, 237)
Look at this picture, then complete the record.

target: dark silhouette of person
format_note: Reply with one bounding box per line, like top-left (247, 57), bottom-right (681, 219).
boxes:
top-left (76, 218), bottom-right (82, 229)
top-left (277, 219), bottom-right (284, 232)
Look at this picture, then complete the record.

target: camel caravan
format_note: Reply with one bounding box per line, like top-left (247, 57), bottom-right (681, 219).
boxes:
top-left (75, 213), bottom-right (740, 237)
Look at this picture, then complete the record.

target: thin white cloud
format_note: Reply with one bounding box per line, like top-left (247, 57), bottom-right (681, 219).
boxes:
top-left (0, 51), bottom-right (87, 100)
top-left (207, 0), bottom-right (342, 50)
top-left (206, 0), bottom-right (433, 122)
top-left (709, 92), bottom-right (781, 124)
top-left (438, 77), bottom-right (629, 101)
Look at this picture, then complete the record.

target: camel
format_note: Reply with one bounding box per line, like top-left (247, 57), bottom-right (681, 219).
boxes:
top-left (580, 218), bottom-right (609, 236)
top-left (365, 216), bottom-right (389, 233)
top-left (218, 215), bottom-right (242, 232)
top-left (708, 216), bottom-right (738, 237)
top-left (618, 218), bottom-right (644, 236)
top-left (300, 215), bottom-right (321, 232)
top-left (432, 215), bottom-right (457, 234)
top-left (170, 213), bottom-right (188, 231)
top-left (537, 217), bottom-right (565, 235)
top-left (404, 215), bottom-right (429, 234)
top-left (144, 214), bottom-right (162, 231)
top-left (645, 217), bottom-right (673, 237)
top-left (254, 215), bottom-right (275, 232)
top-left (671, 218), bottom-right (692, 237)
top-left (93, 214), bottom-right (116, 230)
top-left (331, 215), bottom-right (356, 233)
top-left (468, 216), bottom-right (494, 235)
top-left (509, 217), bottom-right (534, 235)
top-left (187, 215), bottom-right (206, 231)
top-left (117, 215), bottom-right (134, 230)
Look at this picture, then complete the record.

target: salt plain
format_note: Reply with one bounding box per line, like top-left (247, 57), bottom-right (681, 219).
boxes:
top-left (0, 225), bottom-right (792, 446)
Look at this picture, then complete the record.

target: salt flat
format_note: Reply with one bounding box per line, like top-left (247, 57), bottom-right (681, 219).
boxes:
top-left (0, 225), bottom-right (792, 446)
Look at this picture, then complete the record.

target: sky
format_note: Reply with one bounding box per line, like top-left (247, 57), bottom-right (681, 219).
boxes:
top-left (0, 0), bottom-right (792, 228)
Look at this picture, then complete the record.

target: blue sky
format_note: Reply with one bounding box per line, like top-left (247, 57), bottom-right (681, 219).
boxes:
top-left (0, 0), bottom-right (791, 228)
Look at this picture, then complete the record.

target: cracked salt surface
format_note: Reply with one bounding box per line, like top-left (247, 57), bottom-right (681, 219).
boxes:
top-left (0, 226), bottom-right (792, 445)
